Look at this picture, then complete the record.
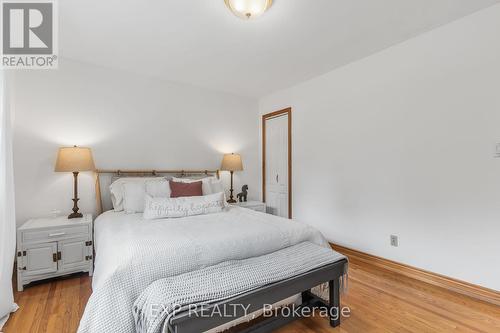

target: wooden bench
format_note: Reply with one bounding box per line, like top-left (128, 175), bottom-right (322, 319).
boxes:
top-left (167, 258), bottom-right (348, 333)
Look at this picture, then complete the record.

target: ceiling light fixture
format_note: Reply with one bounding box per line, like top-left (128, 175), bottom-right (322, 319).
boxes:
top-left (224, 0), bottom-right (273, 19)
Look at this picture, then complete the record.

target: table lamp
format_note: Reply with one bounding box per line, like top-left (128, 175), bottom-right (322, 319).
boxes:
top-left (55, 146), bottom-right (95, 219)
top-left (221, 153), bottom-right (243, 203)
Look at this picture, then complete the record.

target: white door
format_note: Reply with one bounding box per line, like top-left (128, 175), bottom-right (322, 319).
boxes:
top-left (265, 113), bottom-right (289, 218)
top-left (59, 238), bottom-right (89, 272)
top-left (22, 242), bottom-right (58, 276)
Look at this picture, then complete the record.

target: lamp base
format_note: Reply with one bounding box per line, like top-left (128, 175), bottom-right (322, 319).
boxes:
top-left (227, 170), bottom-right (237, 204)
top-left (69, 184), bottom-right (82, 219)
top-left (68, 212), bottom-right (83, 219)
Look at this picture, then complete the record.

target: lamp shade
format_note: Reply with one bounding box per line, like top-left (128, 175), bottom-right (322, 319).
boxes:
top-left (221, 153), bottom-right (243, 171)
top-left (55, 146), bottom-right (95, 172)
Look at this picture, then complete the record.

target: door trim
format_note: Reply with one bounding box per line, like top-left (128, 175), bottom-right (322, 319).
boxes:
top-left (262, 107), bottom-right (292, 218)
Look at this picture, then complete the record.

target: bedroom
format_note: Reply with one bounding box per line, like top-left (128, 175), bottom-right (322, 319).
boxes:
top-left (0, 0), bottom-right (500, 332)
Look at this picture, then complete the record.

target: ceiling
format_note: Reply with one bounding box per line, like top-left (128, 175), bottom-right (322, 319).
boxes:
top-left (60, 0), bottom-right (499, 98)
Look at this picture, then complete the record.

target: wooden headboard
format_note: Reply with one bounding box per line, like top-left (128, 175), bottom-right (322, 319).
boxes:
top-left (94, 169), bottom-right (220, 215)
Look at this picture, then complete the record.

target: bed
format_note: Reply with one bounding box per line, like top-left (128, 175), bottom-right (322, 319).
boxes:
top-left (78, 170), bottom-right (347, 333)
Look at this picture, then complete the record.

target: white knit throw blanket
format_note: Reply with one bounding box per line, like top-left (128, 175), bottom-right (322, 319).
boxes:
top-left (133, 242), bottom-right (347, 333)
top-left (78, 207), bottom-right (335, 333)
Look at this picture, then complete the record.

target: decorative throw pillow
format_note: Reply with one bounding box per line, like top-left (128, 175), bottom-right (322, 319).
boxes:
top-left (143, 192), bottom-right (225, 219)
top-left (169, 180), bottom-right (203, 198)
top-left (172, 176), bottom-right (214, 195)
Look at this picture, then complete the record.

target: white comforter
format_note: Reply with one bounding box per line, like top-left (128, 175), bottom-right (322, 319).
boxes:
top-left (78, 206), bottom-right (328, 333)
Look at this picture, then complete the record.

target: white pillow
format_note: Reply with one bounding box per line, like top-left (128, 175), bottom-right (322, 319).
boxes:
top-left (109, 177), bottom-right (161, 211)
top-left (209, 179), bottom-right (224, 194)
top-left (145, 178), bottom-right (171, 198)
top-left (122, 182), bottom-right (147, 214)
top-left (172, 177), bottom-right (215, 195)
top-left (143, 192), bottom-right (225, 220)
top-left (210, 179), bottom-right (229, 206)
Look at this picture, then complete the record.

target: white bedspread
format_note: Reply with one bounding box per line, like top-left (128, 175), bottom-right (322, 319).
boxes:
top-left (78, 206), bottom-right (329, 333)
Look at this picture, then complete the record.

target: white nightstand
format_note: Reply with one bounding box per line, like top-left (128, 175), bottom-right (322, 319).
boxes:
top-left (231, 201), bottom-right (266, 213)
top-left (16, 214), bottom-right (93, 291)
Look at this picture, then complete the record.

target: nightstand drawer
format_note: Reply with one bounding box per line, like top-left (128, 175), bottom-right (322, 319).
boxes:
top-left (23, 225), bottom-right (89, 242)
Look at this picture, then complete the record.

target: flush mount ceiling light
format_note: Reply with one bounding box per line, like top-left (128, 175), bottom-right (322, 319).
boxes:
top-left (224, 0), bottom-right (273, 19)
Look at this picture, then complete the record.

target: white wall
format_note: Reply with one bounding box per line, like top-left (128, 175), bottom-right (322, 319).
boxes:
top-left (11, 59), bottom-right (259, 224)
top-left (260, 4), bottom-right (500, 290)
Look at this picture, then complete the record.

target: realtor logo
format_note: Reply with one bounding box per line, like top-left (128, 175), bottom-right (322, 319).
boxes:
top-left (1, 0), bottom-right (58, 69)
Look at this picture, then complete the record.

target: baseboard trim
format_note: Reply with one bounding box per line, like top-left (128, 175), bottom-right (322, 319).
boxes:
top-left (331, 243), bottom-right (500, 306)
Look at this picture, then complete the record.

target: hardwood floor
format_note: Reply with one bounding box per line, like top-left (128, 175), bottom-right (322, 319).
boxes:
top-left (4, 274), bottom-right (91, 333)
top-left (4, 259), bottom-right (500, 333)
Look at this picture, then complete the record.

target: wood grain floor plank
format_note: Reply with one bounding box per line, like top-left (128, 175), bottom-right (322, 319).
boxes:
top-left (3, 260), bottom-right (499, 333)
top-left (350, 265), bottom-right (500, 332)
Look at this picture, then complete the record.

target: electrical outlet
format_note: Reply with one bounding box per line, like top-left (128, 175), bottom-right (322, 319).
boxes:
top-left (390, 235), bottom-right (399, 247)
